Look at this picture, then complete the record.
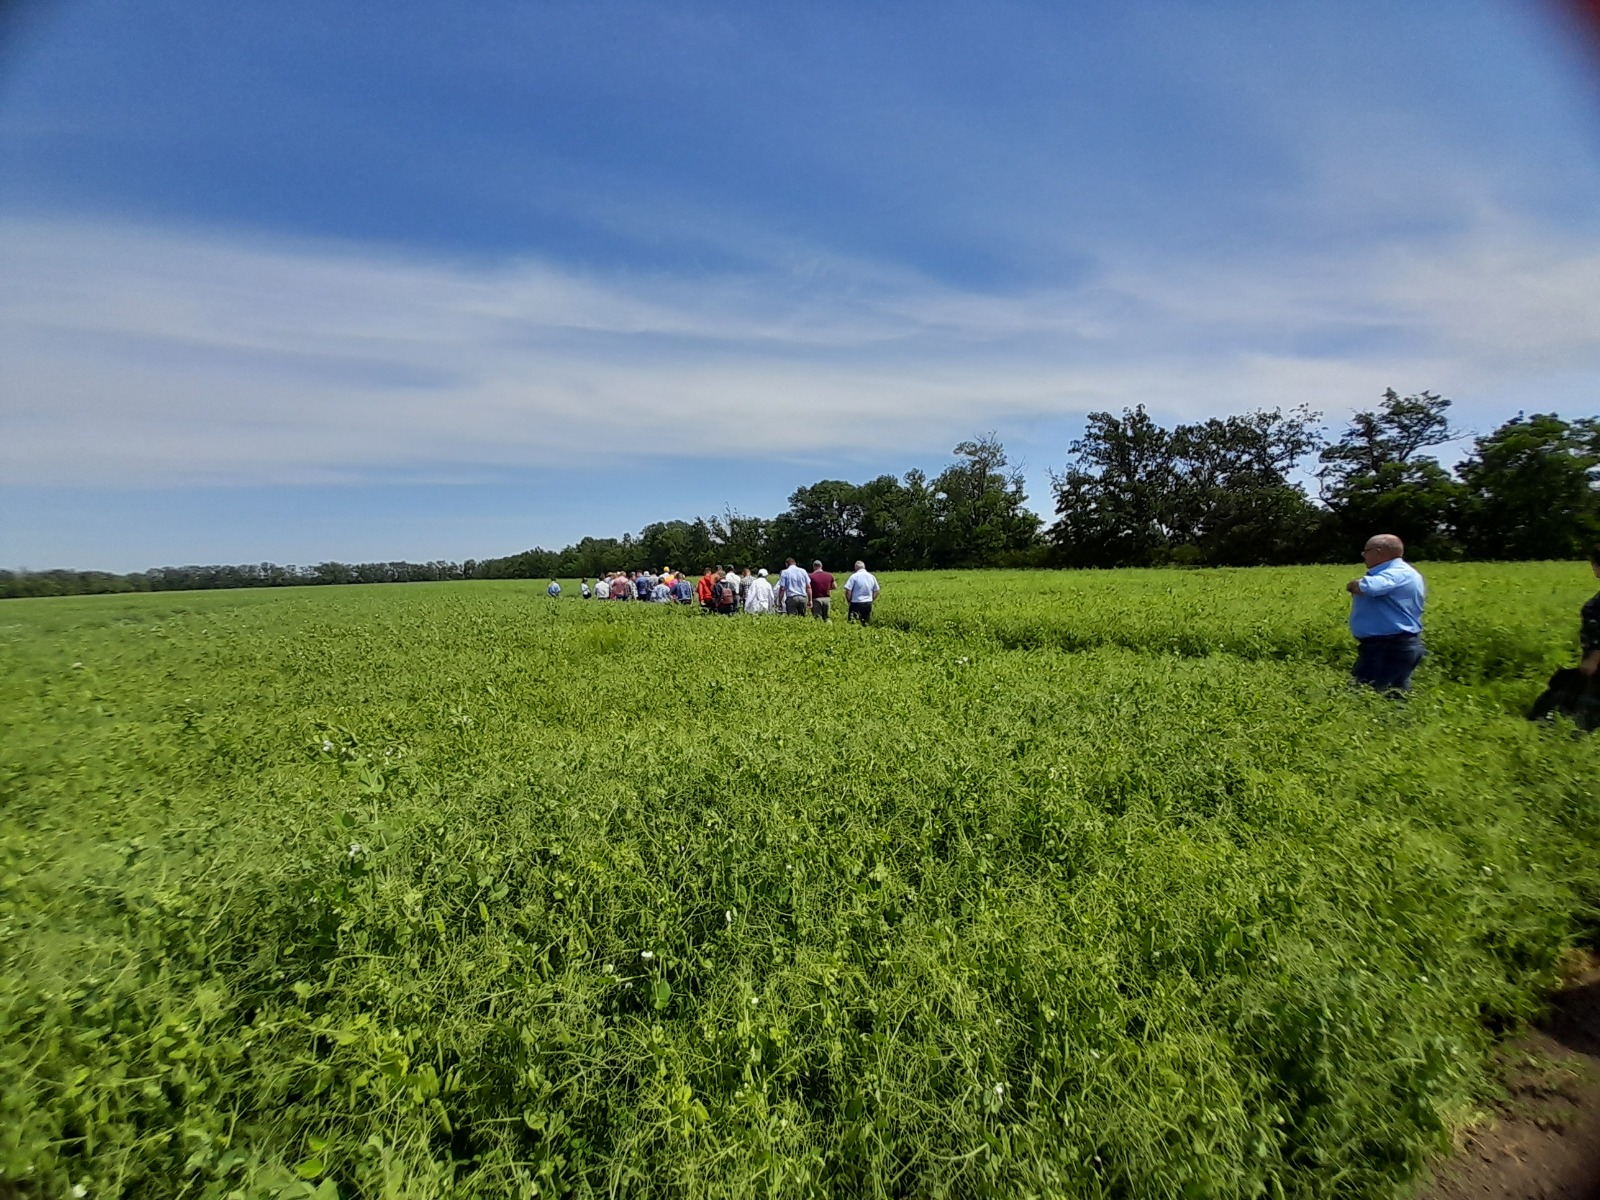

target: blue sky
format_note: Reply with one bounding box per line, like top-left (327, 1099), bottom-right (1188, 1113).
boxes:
top-left (4, 0), bottom-right (1600, 571)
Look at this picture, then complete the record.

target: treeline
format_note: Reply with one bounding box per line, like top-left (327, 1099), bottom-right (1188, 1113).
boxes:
top-left (0, 560), bottom-right (472, 600)
top-left (5, 392), bottom-right (1596, 600)
top-left (478, 435), bottom-right (1042, 581)
top-left (1052, 392), bottom-right (1598, 567)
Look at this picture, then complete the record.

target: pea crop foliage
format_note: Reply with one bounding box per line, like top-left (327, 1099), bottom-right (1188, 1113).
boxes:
top-left (2, 564), bottom-right (1597, 1199)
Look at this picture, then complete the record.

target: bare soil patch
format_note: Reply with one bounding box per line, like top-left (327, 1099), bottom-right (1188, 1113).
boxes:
top-left (1420, 955), bottom-right (1600, 1200)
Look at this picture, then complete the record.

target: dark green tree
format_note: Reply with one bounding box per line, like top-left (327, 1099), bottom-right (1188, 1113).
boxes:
top-left (1049, 406), bottom-right (1177, 567)
top-left (1170, 407), bottom-right (1325, 565)
top-left (1455, 412), bottom-right (1600, 559)
top-left (1317, 389), bottom-right (1464, 557)
top-left (768, 480), bottom-right (867, 568)
top-left (928, 434), bottom-right (1042, 567)
top-left (855, 473), bottom-right (925, 569)
top-left (707, 509), bottom-right (771, 569)
top-left (636, 520), bottom-right (716, 573)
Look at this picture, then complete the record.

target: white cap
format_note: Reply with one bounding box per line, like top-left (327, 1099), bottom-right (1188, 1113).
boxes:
top-left (758, 568), bottom-right (768, 577)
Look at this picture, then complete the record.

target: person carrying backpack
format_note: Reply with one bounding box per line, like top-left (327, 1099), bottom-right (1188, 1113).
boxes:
top-left (1529, 544), bottom-right (1600, 731)
top-left (712, 569), bottom-right (739, 615)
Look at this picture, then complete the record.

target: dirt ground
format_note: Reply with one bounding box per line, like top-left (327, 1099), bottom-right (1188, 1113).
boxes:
top-left (1418, 955), bottom-right (1600, 1200)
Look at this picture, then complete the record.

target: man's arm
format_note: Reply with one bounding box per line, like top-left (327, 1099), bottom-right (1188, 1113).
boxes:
top-left (1353, 571), bottom-right (1406, 597)
top-left (1582, 649), bottom-right (1600, 676)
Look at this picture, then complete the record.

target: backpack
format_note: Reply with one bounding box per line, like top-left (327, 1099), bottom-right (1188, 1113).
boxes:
top-left (713, 579), bottom-right (735, 610)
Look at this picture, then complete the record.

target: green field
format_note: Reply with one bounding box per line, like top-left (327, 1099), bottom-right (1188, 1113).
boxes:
top-left (3, 564), bottom-right (1598, 1199)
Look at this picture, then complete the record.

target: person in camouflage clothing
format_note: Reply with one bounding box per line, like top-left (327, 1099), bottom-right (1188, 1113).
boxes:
top-left (1531, 544), bottom-right (1600, 731)
top-left (1583, 544), bottom-right (1600, 679)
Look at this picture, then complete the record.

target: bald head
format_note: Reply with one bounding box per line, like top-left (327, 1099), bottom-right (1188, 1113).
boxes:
top-left (1363, 534), bottom-right (1404, 563)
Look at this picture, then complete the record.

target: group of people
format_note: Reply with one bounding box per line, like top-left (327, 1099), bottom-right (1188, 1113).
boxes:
top-left (546, 558), bottom-right (882, 623)
top-left (542, 534), bottom-right (1597, 723)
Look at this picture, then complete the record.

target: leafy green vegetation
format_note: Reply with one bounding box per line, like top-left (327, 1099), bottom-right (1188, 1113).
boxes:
top-left (2, 567), bottom-right (1597, 1198)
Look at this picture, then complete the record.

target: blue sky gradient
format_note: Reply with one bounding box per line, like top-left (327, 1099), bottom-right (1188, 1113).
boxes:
top-left (4, 1), bottom-right (1600, 570)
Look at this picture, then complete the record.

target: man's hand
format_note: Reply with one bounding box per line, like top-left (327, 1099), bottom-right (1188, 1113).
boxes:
top-left (1345, 579), bottom-right (1363, 595)
top-left (1581, 650), bottom-right (1600, 677)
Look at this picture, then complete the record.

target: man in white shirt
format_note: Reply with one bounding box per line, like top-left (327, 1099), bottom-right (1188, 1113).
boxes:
top-left (594, 575), bottom-right (611, 600)
top-left (778, 558), bottom-right (812, 616)
top-left (844, 561), bottom-right (880, 625)
top-left (743, 569), bottom-right (776, 615)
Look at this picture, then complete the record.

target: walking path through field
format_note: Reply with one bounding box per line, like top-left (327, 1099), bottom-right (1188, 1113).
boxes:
top-left (1422, 954), bottom-right (1600, 1200)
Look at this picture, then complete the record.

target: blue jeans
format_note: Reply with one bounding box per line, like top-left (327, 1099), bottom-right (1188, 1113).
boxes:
top-left (1352, 634), bottom-right (1424, 694)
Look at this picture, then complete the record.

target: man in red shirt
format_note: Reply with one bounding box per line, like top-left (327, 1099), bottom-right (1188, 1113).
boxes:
top-left (808, 561), bottom-right (835, 621)
top-left (697, 566), bottom-right (719, 613)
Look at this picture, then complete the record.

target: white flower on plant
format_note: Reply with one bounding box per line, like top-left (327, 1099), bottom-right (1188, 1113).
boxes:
top-left (321, 740), bottom-right (334, 753)
top-left (993, 1082), bottom-right (1005, 1097)
top-left (348, 843), bottom-right (363, 858)
top-left (725, 910), bottom-right (734, 925)
top-left (73, 1187), bottom-right (88, 1199)
top-left (640, 950), bottom-right (654, 960)
top-left (601, 963), bottom-right (614, 975)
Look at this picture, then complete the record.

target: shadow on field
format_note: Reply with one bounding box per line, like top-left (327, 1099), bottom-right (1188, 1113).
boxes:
top-left (1421, 956), bottom-right (1600, 1200)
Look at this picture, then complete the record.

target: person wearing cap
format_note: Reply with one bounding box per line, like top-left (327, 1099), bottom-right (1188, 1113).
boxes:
top-left (743, 568), bottom-right (776, 615)
top-left (843, 561), bottom-right (880, 624)
top-left (778, 557), bottom-right (812, 616)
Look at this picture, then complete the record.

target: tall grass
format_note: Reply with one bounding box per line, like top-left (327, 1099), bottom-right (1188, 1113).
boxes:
top-left (877, 563), bottom-right (1591, 684)
top-left (2, 571), bottom-right (1597, 1198)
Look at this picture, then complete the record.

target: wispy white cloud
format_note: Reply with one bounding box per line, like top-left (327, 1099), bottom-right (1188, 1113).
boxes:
top-left (3, 209), bottom-right (1599, 489)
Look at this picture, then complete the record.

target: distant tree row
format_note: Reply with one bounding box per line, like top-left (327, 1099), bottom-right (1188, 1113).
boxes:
top-left (4, 393), bottom-right (1595, 599)
top-left (476, 434), bottom-right (1044, 581)
top-left (0, 560), bottom-right (472, 600)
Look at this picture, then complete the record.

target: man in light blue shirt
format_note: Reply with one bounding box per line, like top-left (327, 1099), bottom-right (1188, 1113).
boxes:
top-left (546, 579), bottom-right (562, 598)
top-left (844, 561), bottom-right (880, 625)
top-left (778, 558), bottom-right (812, 617)
top-left (1344, 534), bottom-right (1425, 693)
